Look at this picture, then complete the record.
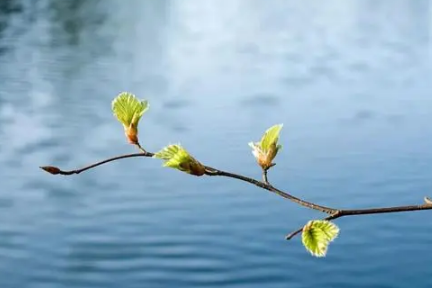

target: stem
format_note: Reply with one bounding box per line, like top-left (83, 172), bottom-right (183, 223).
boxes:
top-left (40, 152), bottom-right (153, 175)
top-left (204, 166), bottom-right (336, 214)
top-left (262, 169), bottom-right (269, 184)
top-left (136, 143), bottom-right (148, 154)
top-left (40, 151), bottom-right (432, 241)
top-left (40, 152), bottom-right (337, 214)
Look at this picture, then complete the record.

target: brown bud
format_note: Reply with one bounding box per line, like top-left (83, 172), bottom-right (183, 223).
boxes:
top-left (125, 123), bottom-right (139, 145)
top-left (189, 160), bottom-right (206, 176)
top-left (257, 156), bottom-right (270, 170)
top-left (179, 159), bottom-right (205, 176)
top-left (40, 166), bottom-right (61, 175)
top-left (256, 143), bottom-right (279, 170)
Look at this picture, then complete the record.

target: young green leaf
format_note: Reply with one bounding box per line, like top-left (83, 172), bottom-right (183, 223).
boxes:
top-left (154, 144), bottom-right (181, 161)
top-left (112, 92), bottom-right (149, 127)
top-left (302, 220), bottom-right (340, 257)
top-left (249, 124), bottom-right (283, 170)
top-left (260, 124), bottom-right (283, 152)
top-left (154, 144), bottom-right (206, 176)
top-left (112, 92), bottom-right (149, 144)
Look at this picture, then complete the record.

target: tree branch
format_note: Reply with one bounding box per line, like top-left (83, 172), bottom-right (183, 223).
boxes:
top-left (42, 93), bottom-right (432, 257)
top-left (40, 152), bottom-right (337, 214)
top-left (204, 166), bottom-right (336, 214)
top-left (40, 151), bottom-right (432, 242)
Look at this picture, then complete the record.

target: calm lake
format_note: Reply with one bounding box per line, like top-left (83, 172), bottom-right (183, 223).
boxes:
top-left (0, 0), bottom-right (431, 287)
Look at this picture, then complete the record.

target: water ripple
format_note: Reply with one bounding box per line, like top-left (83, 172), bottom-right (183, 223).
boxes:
top-left (0, 0), bottom-right (431, 287)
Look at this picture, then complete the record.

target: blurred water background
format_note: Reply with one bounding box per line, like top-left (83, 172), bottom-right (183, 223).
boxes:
top-left (0, 0), bottom-right (431, 287)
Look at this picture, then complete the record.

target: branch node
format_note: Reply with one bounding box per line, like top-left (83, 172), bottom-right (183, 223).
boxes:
top-left (136, 143), bottom-right (147, 154)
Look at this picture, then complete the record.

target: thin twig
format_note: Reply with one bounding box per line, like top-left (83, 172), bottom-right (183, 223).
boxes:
top-left (39, 152), bottom-right (337, 214)
top-left (204, 165), bottom-right (337, 214)
top-left (136, 143), bottom-right (148, 154)
top-left (41, 151), bottom-right (432, 241)
top-left (40, 152), bottom-right (153, 175)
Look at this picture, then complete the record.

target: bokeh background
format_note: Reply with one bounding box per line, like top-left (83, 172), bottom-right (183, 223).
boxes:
top-left (0, 0), bottom-right (431, 287)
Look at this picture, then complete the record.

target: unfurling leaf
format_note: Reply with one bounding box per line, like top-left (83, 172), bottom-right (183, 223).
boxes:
top-left (112, 92), bottom-right (149, 144)
top-left (302, 220), bottom-right (339, 257)
top-left (260, 124), bottom-right (283, 152)
top-left (249, 124), bottom-right (283, 170)
top-left (153, 144), bottom-right (205, 176)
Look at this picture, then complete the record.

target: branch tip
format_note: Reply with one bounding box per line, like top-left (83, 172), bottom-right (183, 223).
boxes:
top-left (285, 228), bottom-right (303, 240)
top-left (40, 166), bottom-right (61, 175)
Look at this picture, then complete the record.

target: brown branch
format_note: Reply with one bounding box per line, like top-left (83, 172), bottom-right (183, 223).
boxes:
top-left (204, 166), bottom-right (336, 214)
top-left (39, 152), bottom-right (337, 214)
top-left (40, 152), bottom-right (153, 175)
top-left (40, 151), bottom-right (432, 241)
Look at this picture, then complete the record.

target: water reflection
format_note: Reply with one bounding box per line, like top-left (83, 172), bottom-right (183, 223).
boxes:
top-left (0, 1), bottom-right (431, 287)
top-left (48, 0), bottom-right (107, 47)
top-left (0, 0), bottom-right (22, 54)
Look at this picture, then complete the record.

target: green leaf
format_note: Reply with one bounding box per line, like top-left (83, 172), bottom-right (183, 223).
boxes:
top-left (260, 124), bottom-right (283, 152)
top-left (153, 144), bottom-right (181, 161)
top-left (248, 124), bottom-right (283, 170)
top-left (154, 144), bottom-right (190, 168)
top-left (112, 92), bottom-right (149, 128)
top-left (153, 144), bottom-right (205, 176)
top-left (302, 220), bottom-right (340, 257)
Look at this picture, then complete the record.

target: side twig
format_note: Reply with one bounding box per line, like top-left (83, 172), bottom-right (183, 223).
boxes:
top-left (40, 152), bottom-right (153, 175)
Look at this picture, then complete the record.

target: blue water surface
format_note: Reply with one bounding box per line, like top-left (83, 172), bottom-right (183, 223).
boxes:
top-left (0, 1), bottom-right (431, 287)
